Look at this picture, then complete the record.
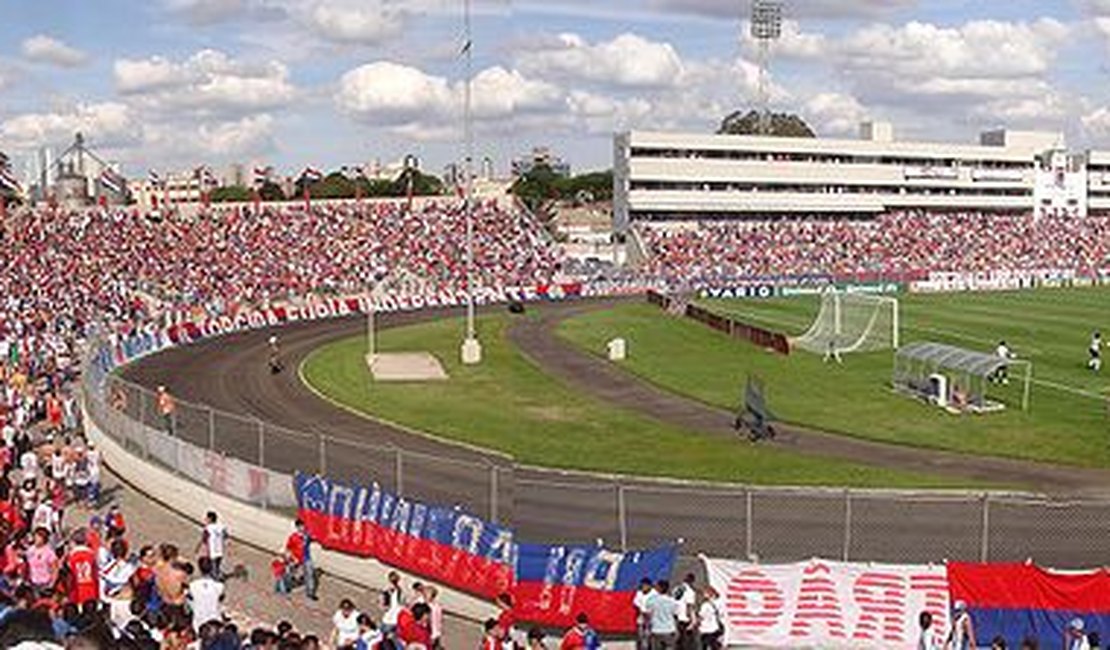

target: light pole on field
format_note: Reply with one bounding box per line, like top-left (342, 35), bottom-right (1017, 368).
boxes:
top-left (459, 0), bottom-right (482, 365)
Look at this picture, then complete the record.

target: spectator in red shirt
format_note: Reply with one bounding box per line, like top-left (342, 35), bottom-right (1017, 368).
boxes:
top-left (482, 618), bottom-right (503, 650)
top-left (560, 613), bottom-right (599, 650)
top-left (65, 529), bottom-right (98, 607)
top-left (495, 592), bottom-right (517, 648)
top-left (398, 602), bottom-right (432, 648)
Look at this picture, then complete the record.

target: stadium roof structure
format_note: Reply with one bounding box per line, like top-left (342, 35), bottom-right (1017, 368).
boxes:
top-left (893, 341), bottom-right (1032, 411)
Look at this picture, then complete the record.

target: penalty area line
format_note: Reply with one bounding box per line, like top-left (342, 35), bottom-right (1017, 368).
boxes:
top-left (1029, 377), bottom-right (1107, 402)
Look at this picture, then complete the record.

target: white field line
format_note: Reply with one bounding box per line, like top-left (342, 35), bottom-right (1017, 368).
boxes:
top-left (707, 306), bottom-right (1103, 402)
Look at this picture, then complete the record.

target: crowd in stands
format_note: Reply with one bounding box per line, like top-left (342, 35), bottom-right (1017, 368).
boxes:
top-left (0, 198), bottom-right (562, 648)
top-left (2, 199), bottom-right (561, 337)
top-left (638, 211), bottom-right (1110, 285)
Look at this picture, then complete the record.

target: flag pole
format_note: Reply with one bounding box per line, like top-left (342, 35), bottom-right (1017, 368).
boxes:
top-left (460, 0), bottom-right (481, 365)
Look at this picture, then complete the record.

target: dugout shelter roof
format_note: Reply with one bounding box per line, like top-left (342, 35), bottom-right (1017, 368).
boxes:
top-left (895, 341), bottom-right (1016, 377)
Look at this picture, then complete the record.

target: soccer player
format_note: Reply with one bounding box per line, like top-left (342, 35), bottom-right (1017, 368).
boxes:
top-left (1089, 331), bottom-right (1102, 372)
top-left (994, 341), bottom-right (1013, 384)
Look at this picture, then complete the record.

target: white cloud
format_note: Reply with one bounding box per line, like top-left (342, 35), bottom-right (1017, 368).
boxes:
top-left (649, 0), bottom-right (916, 19)
top-left (1, 102), bottom-right (139, 150)
top-left (835, 19), bottom-right (1068, 81)
top-left (164, 0), bottom-right (247, 24)
top-left (516, 33), bottom-right (684, 88)
top-left (336, 61), bottom-right (454, 124)
top-left (303, 2), bottom-right (406, 45)
top-left (1082, 106), bottom-right (1110, 138)
top-left (803, 92), bottom-right (868, 135)
top-left (113, 49), bottom-right (296, 116)
top-left (336, 60), bottom-right (574, 140)
top-left (471, 67), bottom-right (563, 118)
top-left (145, 114), bottom-right (277, 158)
top-left (21, 35), bottom-right (88, 68)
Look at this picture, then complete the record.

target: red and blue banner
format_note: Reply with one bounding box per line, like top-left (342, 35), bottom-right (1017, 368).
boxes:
top-left (294, 473), bottom-right (676, 633)
top-left (948, 562), bottom-right (1110, 648)
top-left (514, 542), bottom-right (677, 633)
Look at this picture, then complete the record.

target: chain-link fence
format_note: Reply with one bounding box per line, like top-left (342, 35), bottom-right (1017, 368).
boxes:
top-left (82, 340), bottom-right (1110, 568)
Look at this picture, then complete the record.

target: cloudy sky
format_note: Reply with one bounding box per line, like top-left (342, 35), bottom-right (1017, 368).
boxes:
top-left (1, 0), bottom-right (1109, 179)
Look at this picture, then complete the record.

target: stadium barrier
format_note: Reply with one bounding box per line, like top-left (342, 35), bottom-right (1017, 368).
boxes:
top-left (647, 291), bottom-right (790, 355)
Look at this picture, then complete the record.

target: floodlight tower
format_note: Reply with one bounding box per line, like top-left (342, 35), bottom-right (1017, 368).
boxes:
top-left (459, 0), bottom-right (482, 365)
top-left (750, 0), bottom-right (783, 136)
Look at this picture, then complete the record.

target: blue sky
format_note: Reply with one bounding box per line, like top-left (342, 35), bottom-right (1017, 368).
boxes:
top-left (2, 0), bottom-right (1110, 180)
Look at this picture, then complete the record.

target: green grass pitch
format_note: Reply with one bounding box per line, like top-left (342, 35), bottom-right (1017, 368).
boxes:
top-left (557, 287), bottom-right (1110, 468)
top-left (300, 313), bottom-right (971, 487)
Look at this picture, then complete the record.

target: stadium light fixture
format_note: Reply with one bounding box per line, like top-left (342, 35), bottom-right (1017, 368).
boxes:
top-left (750, 0), bottom-right (783, 136)
top-left (460, 0), bottom-right (482, 365)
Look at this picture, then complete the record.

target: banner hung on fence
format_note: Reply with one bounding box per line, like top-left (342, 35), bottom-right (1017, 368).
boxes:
top-left (947, 562), bottom-right (1110, 648)
top-left (96, 283), bottom-right (588, 375)
top-left (295, 473), bottom-right (677, 633)
top-left (513, 542), bottom-right (677, 632)
top-left (295, 473), bottom-right (516, 599)
top-left (702, 557), bottom-right (949, 649)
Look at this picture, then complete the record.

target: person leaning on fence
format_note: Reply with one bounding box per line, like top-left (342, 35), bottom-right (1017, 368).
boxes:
top-left (156, 385), bottom-right (176, 434)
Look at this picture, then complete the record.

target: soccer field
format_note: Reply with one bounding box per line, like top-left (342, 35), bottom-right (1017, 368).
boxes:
top-left (557, 287), bottom-right (1110, 468)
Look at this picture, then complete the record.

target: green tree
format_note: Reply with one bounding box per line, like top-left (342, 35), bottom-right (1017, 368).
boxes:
top-left (558, 170), bottom-right (613, 203)
top-left (511, 163), bottom-right (560, 221)
top-left (209, 185), bottom-right (252, 203)
top-left (392, 170), bottom-right (444, 197)
top-left (717, 109), bottom-right (816, 138)
top-left (258, 180), bottom-right (286, 202)
top-left (308, 172), bottom-right (355, 199)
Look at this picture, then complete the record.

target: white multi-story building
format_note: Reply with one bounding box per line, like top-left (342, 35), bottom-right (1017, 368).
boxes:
top-left (613, 122), bottom-right (1110, 232)
top-left (133, 172), bottom-right (207, 211)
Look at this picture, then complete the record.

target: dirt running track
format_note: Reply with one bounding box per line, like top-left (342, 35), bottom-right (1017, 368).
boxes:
top-left (123, 299), bottom-right (1110, 567)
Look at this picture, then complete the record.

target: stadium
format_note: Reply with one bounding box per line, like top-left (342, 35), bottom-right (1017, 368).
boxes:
top-left (4, 1), bottom-right (1110, 649)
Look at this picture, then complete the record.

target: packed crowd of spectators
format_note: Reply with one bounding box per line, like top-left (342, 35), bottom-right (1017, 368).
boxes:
top-left (638, 211), bottom-right (1110, 285)
top-left (2, 199), bottom-right (561, 337)
top-left (0, 198), bottom-right (562, 648)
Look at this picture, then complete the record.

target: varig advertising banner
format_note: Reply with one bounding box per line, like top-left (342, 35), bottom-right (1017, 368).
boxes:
top-left (702, 557), bottom-right (949, 649)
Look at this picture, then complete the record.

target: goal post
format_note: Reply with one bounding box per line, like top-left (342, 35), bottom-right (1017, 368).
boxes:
top-left (792, 289), bottom-right (900, 355)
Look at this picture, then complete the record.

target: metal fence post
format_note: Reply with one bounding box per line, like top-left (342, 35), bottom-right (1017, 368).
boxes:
top-left (257, 419), bottom-right (265, 467)
top-left (843, 489), bottom-right (853, 562)
top-left (208, 407), bottom-right (216, 450)
top-left (319, 434), bottom-right (327, 475)
top-left (395, 447), bottom-right (404, 496)
top-left (745, 489), bottom-right (754, 559)
top-left (489, 465), bottom-right (499, 524)
top-left (617, 482), bottom-right (628, 553)
top-left (980, 493), bottom-right (991, 562)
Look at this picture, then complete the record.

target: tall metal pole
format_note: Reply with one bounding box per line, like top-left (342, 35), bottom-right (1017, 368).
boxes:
top-left (460, 0), bottom-right (482, 364)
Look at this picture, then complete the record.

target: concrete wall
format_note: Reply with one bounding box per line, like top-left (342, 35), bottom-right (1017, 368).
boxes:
top-left (83, 406), bottom-right (498, 624)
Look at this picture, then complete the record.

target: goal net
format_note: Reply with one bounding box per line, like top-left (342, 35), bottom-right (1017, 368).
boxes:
top-left (792, 290), bottom-right (900, 355)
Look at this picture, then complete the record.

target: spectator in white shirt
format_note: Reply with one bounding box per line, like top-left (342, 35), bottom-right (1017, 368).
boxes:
top-left (196, 511), bottom-right (229, 580)
top-left (696, 586), bottom-right (724, 650)
top-left (331, 598), bottom-right (361, 650)
top-left (189, 556), bottom-right (225, 632)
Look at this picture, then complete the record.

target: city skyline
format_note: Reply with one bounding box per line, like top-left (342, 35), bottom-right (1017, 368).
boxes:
top-left (2, 1), bottom-right (1109, 177)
